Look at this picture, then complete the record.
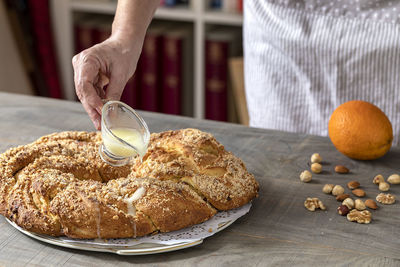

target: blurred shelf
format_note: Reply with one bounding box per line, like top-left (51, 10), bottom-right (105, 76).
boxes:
top-left (70, 0), bottom-right (116, 14)
top-left (204, 11), bottom-right (243, 26)
top-left (155, 7), bottom-right (196, 21)
top-left (52, 0), bottom-right (243, 119)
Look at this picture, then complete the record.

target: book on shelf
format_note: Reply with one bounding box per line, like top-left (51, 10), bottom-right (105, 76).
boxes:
top-left (93, 16), bottom-right (113, 43)
top-left (161, 25), bottom-right (193, 116)
top-left (160, 0), bottom-right (190, 8)
top-left (208, 0), bottom-right (243, 13)
top-left (28, 0), bottom-right (63, 99)
top-left (205, 27), bottom-right (242, 122)
top-left (120, 74), bottom-right (140, 109)
top-left (74, 15), bottom-right (97, 54)
top-left (228, 57), bottom-right (248, 125)
top-left (0, 0), bottom-right (34, 96)
top-left (139, 24), bottom-right (165, 112)
top-left (74, 15), bottom-right (112, 54)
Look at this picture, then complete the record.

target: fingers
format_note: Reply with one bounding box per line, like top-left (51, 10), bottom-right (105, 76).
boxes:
top-left (73, 52), bottom-right (104, 129)
top-left (82, 98), bottom-right (102, 130)
top-left (105, 72), bottom-right (127, 101)
top-left (78, 80), bottom-right (104, 130)
top-left (94, 73), bottom-right (109, 99)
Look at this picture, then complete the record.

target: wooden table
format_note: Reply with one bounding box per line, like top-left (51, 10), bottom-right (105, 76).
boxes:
top-left (0, 92), bottom-right (399, 266)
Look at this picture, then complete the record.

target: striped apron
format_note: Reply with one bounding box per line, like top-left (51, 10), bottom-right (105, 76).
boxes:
top-left (244, 0), bottom-right (400, 145)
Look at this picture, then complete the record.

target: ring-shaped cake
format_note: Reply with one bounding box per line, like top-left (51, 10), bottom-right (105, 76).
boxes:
top-left (0, 128), bottom-right (258, 239)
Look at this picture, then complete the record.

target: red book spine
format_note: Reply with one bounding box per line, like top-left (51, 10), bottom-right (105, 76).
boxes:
top-left (28, 0), bottom-right (63, 99)
top-left (74, 23), bottom-right (95, 54)
top-left (121, 74), bottom-right (139, 109)
top-left (140, 33), bottom-right (162, 112)
top-left (205, 40), bottom-right (229, 121)
top-left (161, 37), bottom-right (182, 115)
top-left (238, 0), bottom-right (243, 13)
top-left (93, 22), bottom-right (111, 44)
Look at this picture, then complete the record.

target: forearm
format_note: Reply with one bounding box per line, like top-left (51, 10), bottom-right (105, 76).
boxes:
top-left (111, 0), bottom-right (160, 48)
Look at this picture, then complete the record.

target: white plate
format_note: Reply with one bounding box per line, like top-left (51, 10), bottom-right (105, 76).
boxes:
top-left (6, 219), bottom-right (235, 255)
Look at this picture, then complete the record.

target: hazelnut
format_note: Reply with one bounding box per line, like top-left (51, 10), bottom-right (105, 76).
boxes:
top-left (373, 174), bottom-right (384, 185)
top-left (300, 170), bottom-right (312, 183)
top-left (311, 153), bottom-right (322, 163)
top-left (342, 198), bottom-right (355, 209)
top-left (335, 165), bottom-right (349, 174)
top-left (347, 181), bottom-right (360, 190)
top-left (311, 163), bottom-right (322, 173)
top-left (355, 199), bottom-right (366, 211)
top-left (379, 181), bottom-right (390, 192)
top-left (332, 185), bottom-right (345, 196)
top-left (322, 184), bottom-right (334, 194)
top-left (336, 193), bottom-right (350, 202)
top-left (352, 189), bottom-right (366, 197)
top-left (387, 174), bottom-right (400, 184)
top-left (364, 199), bottom-right (378, 210)
top-left (337, 205), bottom-right (350, 216)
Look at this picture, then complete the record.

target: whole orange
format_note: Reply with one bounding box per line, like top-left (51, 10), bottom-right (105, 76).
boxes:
top-left (328, 100), bottom-right (393, 160)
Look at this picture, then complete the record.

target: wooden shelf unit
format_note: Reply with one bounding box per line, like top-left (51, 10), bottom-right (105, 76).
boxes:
top-left (50, 0), bottom-right (243, 119)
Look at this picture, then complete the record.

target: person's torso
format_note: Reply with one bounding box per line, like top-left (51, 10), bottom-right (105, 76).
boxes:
top-left (244, 0), bottom-right (400, 144)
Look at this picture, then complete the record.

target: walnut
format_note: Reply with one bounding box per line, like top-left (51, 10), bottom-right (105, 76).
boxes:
top-left (347, 209), bottom-right (372, 224)
top-left (304, 197), bottom-right (326, 211)
top-left (376, 193), bottom-right (395, 204)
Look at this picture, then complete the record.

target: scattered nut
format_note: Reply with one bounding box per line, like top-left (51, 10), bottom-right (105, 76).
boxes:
top-left (311, 153), bottom-right (322, 163)
top-left (337, 205), bottom-right (350, 216)
top-left (347, 181), bottom-right (360, 190)
top-left (335, 165), bottom-right (349, 174)
top-left (387, 174), bottom-right (400, 184)
top-left (332, 185), bottom-right (345, 196)
top-left (336, 193), bottom-right (350, 202)
top-left (300, 170), bottom-right (312, 183)
top-left (373, 174), bottom-right (384, 185)
top-left (322, 184), bottom-right (334, 194)
top-left (355, 199), bottom-right (366, 210)
top-left (376, 193), bottom-right (396, 204)
top-left (311, 163), bottom-right (322, 173)
top-left (347, 209), bottom-right (372, 224)
top-left (352, 189), bottom-right (366, 197)
top-left (342, 198), bottom-right (355, 209)
top-left (378, 181), bottom-right (390, 192)
top-left (365, 199), bottom-right (378, 210)
top-left (304, 197), bottom-right (326, 211)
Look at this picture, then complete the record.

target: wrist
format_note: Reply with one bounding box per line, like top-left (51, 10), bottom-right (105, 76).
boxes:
top-left (110, 27), bottom-right (145, 52)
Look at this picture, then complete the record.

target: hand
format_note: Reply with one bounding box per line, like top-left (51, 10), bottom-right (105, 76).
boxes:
top-left (72, 37), bottom-right (140, 130)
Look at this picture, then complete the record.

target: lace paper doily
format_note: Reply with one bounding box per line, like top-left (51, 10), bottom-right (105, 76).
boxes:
top-left (59, 203), bottom-right (251, 246)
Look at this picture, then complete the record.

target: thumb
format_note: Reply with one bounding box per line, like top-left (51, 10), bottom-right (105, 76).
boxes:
top-left (105, 76), bottom-right (126, 101)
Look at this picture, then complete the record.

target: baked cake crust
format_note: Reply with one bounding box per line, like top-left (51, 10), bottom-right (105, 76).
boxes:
top-left (0, 129), bottom-right (258, 239)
